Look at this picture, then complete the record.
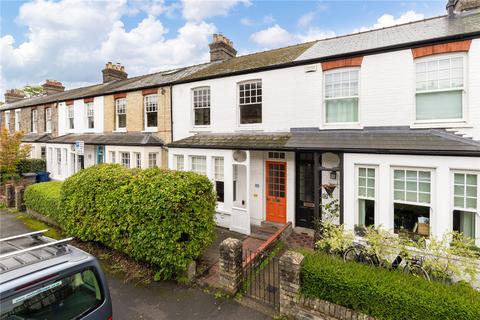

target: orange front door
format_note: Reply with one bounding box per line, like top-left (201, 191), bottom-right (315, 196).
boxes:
top-left (266, 161), bottom-right (287, 224)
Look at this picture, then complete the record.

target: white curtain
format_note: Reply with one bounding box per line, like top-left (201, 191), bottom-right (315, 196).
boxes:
top-left (416, 90), bottom-right (462, 120)
top-left (326, 98), bottom-right (358, 123)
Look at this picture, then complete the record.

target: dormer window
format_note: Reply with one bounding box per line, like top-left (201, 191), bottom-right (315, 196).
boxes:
top-left (324, 68), bottom-right (359, 123)
top-left (415, 55), bottom-right (464, 122)
top-left (193, 87), bottom-right (210, 126)
top-left (239, 80), bottom-right (262, 124)
top-left (144, 94), bottom-right (158, 130)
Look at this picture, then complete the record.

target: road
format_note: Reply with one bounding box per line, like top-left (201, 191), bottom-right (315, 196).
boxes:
top-left (0, 211), bottom-right (271, 320)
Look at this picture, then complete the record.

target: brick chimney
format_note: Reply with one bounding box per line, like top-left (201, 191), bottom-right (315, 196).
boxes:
top-left (447, 0), bottom-right (480, 17)
top-left (4, 89), bottom-right (26, 103)
top-left (209, 34), bottom-right (237, 62)
top-left (42, 80), bottom-right (65, 95)
top-left (102, 62), bottom-right (128, 83)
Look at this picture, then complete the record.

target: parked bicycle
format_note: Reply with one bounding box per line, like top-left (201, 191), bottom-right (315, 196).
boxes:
top-left (343, 242), bottom-right (430, 281)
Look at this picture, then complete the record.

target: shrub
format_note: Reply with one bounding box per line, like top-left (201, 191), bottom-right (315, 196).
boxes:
top-left (16, 158), bottom-right (46, 174)
top-left (60, 164), bottom-right (216, 279)
top-left (301, 252), bottom-right (480, 320)
top-left (24, 181), bottom-right (63, 221)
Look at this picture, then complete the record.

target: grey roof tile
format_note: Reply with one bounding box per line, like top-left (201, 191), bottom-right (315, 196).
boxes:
top-left (47, 133), bottom-right (163, 146)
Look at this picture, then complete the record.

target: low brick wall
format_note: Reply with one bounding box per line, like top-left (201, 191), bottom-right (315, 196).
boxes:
top-left (279, 251), bottom-right (374, 320)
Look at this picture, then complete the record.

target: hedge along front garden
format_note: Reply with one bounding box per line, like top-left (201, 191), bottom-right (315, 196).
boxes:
top-left (24, 164), bottom-right (217, 279)
top-left (301, 252), bottom-right (480, 320)
top-left (24, 181), bottom-right (63, 222)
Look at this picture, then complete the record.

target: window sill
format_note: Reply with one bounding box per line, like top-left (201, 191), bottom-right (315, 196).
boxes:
top-left (320, 123), bottom-right (363, 130)
top-left (411, 121), bottom-right (472, 129)
top-left (142, 127), bottom-right (158, 133)
top-left (113, 129), bottom-right (127, 133)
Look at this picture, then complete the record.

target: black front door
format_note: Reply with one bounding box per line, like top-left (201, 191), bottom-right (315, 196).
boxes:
top-left (296, 153), bottom-right (315, 228)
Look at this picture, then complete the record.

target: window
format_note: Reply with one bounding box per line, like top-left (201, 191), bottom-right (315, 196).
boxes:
top-left (268, 152), bottom-right (285, 159)
top-left (393, 169), bottom-right (431, 237)
top-left (31, 109), bottom-right (37, 133)
top-left (357, 167), bottom-right (375, 228)
top-left (415, 56), bottom-right (464, 121)
top-left (0, 268), bottom-right (103, 320)
top-left (239, 80), bottom-right (262, 124)
top-left (67, 105), bottom-right (74, 129)
top-left (4, 111), bottom-right (10, 131)
top-left (453, 173), bottom-right (478, 238)
top-left (144, 94), bottom-right (158, 129)
top-left (86, 102), bottom-right (94, 129)
top-left (14, 110), bottom-right (21, 131)
top-left (174, 155), bottom-right (184, 171)
top-left (109, 151), bottom-right (116, 163)
top-left (115, 98), bottom-right (127, 130)
top-left (45, 107), bottom-right (52, 132)
top-left (148, 152), bottom-right (158, 168)
top-left (41, 146), bottom-right (46, 161)
top-left (190, 156), bottom-right (206, 175)
top-left (56, 148), bottom-right (62, 175)
top-left (193, 87), bottom-right (210, 126)
top-left (324, 69), bottom-right (359, 123)
top-left (134, 152), bottom-right (142, 168)
top-left (214, 157), bottom-right (224, 203)
top-left (120, 152), bottom-right (130, 168)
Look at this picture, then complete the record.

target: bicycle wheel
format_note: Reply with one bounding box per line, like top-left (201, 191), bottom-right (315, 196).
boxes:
top-left (403, 263), bottom-right (430, 281)
top-left (343, 247), bottom-right (376, 266)
top-left (343, 247), bottom-right (359, 262)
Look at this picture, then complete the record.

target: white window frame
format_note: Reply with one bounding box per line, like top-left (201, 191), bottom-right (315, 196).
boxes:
top-left (109, 151), bottom-right (116, 164)
top-left (45, 107), bottom-right (52, 133)
top-left (414, 53), bottom-right (467, 125)
top-left (451, 170), bottom-right (479, 241)
top-left (213, 157), bottom-right (224, 203)
top-left (323, 67), bottom-right (360, 127)
top-left (31, 109), bottom-right (37, 133)
top-left (190, 155), bottom-right (206, 175)
top-left (144, 94), bottom-right (158, 131)
top-left (86, 102), bottom-right (94, 129)
top-left (14, 109), bottom-right (21, 131)
top-left (148, 152), bottom-right (158, 168)
top-left (120, 152), bottom-right (130, 168)
top-left (174, 154), bottom-right (184, 171)
top-left (134, 152), bottom-right (142, 168)
top-left (237, 79), bottom-right (262, 127)
top-left (67, 105), bottom-right (74, 130)
top-left (56, 148), bottom-right (62, 175)
top-left (115, 98), bottom-right (127, 131)
top-left (355, 165), bottom-right (378, 227)
top-left (192, 87), bottom-right (211, 127)
top-left (4, 110), bottom-right (10, 131)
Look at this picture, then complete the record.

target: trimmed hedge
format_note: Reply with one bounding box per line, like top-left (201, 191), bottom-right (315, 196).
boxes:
top-left (59, 164), bottom-right (216, 279)
top-left (301, 252), bottom-right (480, 320)
top-left (17, 159), bottom-right (46, 174)
top-left (24, 181), bottom-right (63, 221)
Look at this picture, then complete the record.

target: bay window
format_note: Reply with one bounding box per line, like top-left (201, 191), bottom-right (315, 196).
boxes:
top-left (174, 155), bottom-right (184, 171)
top-left (415, 55), bottom-right (464, 121)
top-left (134, 152), bottom-right (142, 168)
top-left (148, 153), bottom-right (158, 168)
top-left (190, 156), bottom-right (206, 175)
top-left (324, 69), bottom-right (359, 123)
top-left (120, 152), bottom-right (130, 168)
top-left (144, 94), bottom-right (158, 129)
top-left (453, 172), bottom-right (478, 238)
top-left (115, 98), bottom-right (127, 130)
top-left (357, 167), bottom-right (375, 228)
top-left (193, 87), bottom-right (210, 126)
top-left (239, 80), bottom-right (262, 124)
top-left (393, 169), bottom-right (432, 237)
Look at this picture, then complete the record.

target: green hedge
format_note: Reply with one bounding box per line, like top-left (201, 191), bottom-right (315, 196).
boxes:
top-left (17, 159), bottom-right (46, 174)
top-left (301, 252), bottom-right (480, 320)
top-left (59, 164), bottom-right (216, 279)
top-left (24, 181), bottom-right (63, 221)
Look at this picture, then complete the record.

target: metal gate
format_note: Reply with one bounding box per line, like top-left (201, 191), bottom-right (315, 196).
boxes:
top-left (241, 248), bottom-right (280, 310)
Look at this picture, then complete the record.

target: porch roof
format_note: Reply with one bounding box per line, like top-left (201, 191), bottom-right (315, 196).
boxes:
top-left (168, 127), bottom-right (480, 156)
top-left (46, 133), bottom-right (164, 146)
top-left (21, 133), bottom-right (52, 143)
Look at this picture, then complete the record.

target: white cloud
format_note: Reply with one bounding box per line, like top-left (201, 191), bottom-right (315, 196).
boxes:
top-left (250, 24), bottom-right (334, 49)
top-left (354, 10), bottom-right (425, 32)
top-left (181, 0), bottom-right (250, 21)
top-left (241, 17), bottom-right (254, 26)
top-left (241, 14), bottom-right (275, 27)
top-left (0, 0), bottom-right (216, 97)
top-left (297, 12), bottom-right (315, 28)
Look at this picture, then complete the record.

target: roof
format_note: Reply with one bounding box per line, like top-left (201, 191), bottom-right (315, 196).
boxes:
top-left (21, 133), bottom-right (52, 143)
top-left (297, 12), bottom-right (480, 61)
top-left (168, 127), bottom-right (480, 156)
top-left (47, 132), bottom-right (164, 146)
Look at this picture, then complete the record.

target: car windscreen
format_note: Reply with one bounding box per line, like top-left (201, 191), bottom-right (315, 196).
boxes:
top-left (0, 268), bottom-right (103, 320)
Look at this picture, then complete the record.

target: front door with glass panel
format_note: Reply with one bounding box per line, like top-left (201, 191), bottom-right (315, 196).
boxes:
top-left (266, 161), bottom-right (287, 224)
top-left (296, 153), bottom-right (315, 228)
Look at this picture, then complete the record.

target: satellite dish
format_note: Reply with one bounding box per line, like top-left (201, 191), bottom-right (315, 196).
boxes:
top-left (233, 150), bottom-right (247, 162)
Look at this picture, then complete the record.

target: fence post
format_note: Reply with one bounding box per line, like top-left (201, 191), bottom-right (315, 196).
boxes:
top-left (279, 250), bottom-right (305, 316)
top-left (5, 184), bottom-right (15, 208)
top-left (219, 237), bottom-right (243, 294)
top-left (15, 186), bottom-right (25, 211)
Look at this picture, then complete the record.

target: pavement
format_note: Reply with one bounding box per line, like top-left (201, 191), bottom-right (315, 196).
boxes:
top-left (0, 211), bottom-right (271, 320)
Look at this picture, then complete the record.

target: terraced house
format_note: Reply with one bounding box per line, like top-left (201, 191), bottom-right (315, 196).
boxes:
top-left (168, 0), bottom-right (480, 244)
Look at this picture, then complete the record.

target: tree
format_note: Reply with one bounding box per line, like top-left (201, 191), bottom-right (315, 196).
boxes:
top-left (22, 85), bottom-right (44, 98)
top-left (0, 128), bottom-right (31, 181)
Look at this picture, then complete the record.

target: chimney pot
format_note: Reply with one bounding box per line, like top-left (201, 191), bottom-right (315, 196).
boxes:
top-left (4, 89), bottom-right (26, 103)
top-left (209, 33), bottom-right (237, 62)
top-left (42, 80), bottom-right (65, 95)
top-left (102, 62), bottom-right (128, 83)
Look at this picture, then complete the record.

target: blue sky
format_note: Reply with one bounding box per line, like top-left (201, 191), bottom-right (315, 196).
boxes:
top-left (0, 0), bottom-right (446, 97)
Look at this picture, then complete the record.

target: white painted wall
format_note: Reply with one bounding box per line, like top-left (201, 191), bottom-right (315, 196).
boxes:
top-left (58, 96), bottom-right (104, 136)
top-left (343, 153), bottom-right (480, 245)
top-left (172, 38), bottom-right (480, 141)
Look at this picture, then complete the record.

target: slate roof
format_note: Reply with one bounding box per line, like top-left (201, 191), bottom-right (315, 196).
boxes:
top-left (168, 127), bottom-right (480, 156)
top-left (21, 133), bottom-right (52, 143)
top-left (47, 133), bottom-right (163, 146)
top-left (296, 11), bottom-right (480, 61)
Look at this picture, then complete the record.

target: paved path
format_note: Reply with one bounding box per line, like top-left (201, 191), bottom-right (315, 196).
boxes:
top-left (0, 211), bottom-right (270, 320)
